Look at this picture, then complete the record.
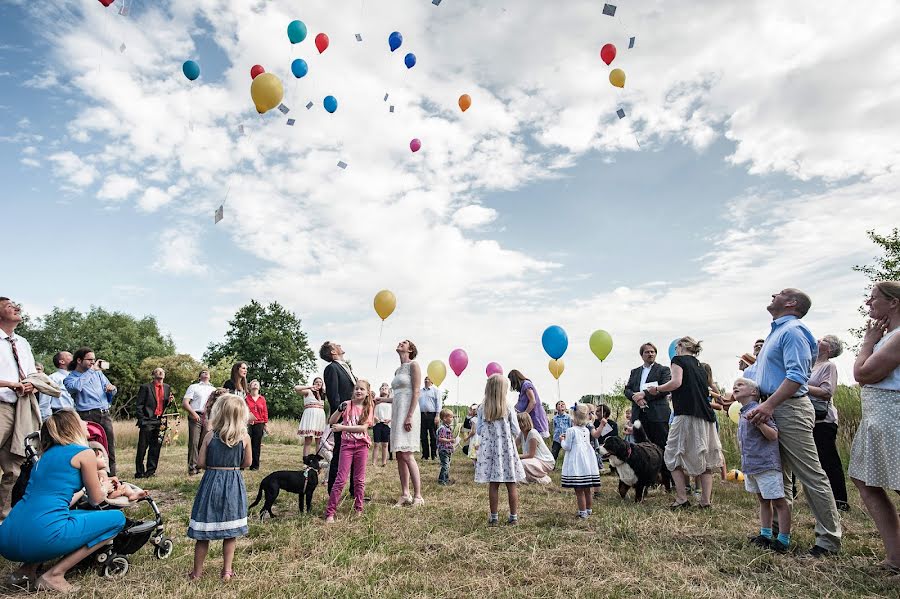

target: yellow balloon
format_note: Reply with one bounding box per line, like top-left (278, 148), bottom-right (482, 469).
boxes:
top-left (373, 289), bottom-right (396, 320)
top-left (250, 72), bottom-right (284, 114)
top-left (427, 360), bottom-right (447, 387)
top-left (728, 401), bottom-right (741, 424)
top-left (548, 358), bottom-right (565, 380)
top-left (609, 68), bottom-right (626, 88)
top-left (589, 330), bottom-right (613, 362)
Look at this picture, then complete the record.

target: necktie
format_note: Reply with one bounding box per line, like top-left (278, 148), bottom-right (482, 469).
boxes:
top-left (6, 336), bottom-right (25, 381)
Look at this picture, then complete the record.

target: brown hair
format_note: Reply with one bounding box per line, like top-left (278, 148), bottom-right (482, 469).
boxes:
top-left (229, 362), bottom-right (248, 394)
top-left (874, 281), bottom-right (900, 303)
top-left (405, 340), bottom-right (418, 360)
top-left (41, 410), bottom-right (88, 452)
top-left (319, 341), bottom-right (335, 362)
top-left (639, 342), bottom-right (657, 355)
top-left (700, 362), bottom-right (715, 388)
top-left (353, 379), bottom-right (374, 426)
top-left (507, 369), bottom-right (529, 392)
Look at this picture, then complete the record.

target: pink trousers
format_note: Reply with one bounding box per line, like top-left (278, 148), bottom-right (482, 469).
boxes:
top-left (324, 436), bottom-right (369, 517)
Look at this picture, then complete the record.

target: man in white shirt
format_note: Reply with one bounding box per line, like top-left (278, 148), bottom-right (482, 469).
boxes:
top-left (0, 297), bottom-right (37, 517)
top-left (419, 377), bottom-right (442, 460)
top-left (38, 351), bottom-right (75, 421)
top-left (183, 369), bottom-right (216, 475)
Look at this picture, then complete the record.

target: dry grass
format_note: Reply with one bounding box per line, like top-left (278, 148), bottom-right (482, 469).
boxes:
top-left (3, 435), bottom-right (896, 598)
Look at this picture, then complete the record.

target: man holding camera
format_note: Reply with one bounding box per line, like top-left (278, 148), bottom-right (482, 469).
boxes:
top-left (135, 367), bottom-right (173, 479)
top-left (64, 347), bottom-right (118, 475)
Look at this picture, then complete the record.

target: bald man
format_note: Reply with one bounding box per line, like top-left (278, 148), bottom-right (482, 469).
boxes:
top-left (135, 367), bottom-right (173, 478)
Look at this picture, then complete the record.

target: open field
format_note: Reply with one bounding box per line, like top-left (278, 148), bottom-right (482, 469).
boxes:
top-left (3, 423), bottom-right (896, 599)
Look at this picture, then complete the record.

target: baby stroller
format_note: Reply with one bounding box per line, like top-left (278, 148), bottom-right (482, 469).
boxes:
top-left (13, 429), bottom-right (175, 579)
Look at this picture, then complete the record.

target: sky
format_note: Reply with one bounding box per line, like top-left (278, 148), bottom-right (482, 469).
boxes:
top-left (2, 0), bottom-right (899, 406)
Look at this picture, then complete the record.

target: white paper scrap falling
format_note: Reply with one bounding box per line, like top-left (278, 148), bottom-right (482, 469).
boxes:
top-left (119, 43), bottom-right (126, 53)
top-left (337, 161), bottom-right (348, 169)
top-left (214, 205), bottom-right (224, 224)
top-left (355, 34), bottom-right (362, 41)
top-left (602, 3), bottom-right (616, 16)
top-left (306, 102), bottom-right (313, 110)
top-left (286, 118), bottom-right (295, 126)
top-left (616, 108), bottom-right (626, 119)
top-left (389, 105), bottom-right (394, 113)
top-left (278, 104), bottom-right (290, 114)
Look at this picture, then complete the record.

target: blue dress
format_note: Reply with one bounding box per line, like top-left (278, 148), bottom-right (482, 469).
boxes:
top-left (0, 444), bottom-right (125, 563)
top-left (187, 433), bottom-right (248, 541)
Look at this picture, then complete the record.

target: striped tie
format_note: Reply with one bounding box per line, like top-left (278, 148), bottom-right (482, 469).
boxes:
top-left (6, 336), bottom-right (26, 381)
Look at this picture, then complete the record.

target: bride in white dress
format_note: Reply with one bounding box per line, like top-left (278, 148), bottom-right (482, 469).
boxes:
top-left (376, 339), bottom-right (425, 507)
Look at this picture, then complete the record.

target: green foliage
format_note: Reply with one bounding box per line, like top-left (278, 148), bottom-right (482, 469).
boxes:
top-left (851, 227), bottom-right (900, 340)
top-left (204, 300), bottom-right (316, 419)
top-left (136, 354), bottom-right (234, 410)
top-left (19, 307), bottom-right (175, 417)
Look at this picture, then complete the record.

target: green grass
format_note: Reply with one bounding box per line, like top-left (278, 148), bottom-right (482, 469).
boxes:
top-left (4, 389), bottom-right (892, 598)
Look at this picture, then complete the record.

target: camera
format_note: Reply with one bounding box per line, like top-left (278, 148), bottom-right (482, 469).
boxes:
top-left (96, 360), bottom-right (110, 370)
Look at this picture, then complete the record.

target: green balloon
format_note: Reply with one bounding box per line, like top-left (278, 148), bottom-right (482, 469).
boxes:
top-left (589, 330), bottom-right (613, 362)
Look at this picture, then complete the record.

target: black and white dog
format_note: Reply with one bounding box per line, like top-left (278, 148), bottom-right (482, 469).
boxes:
top-left (248, 454), bottom-right (322, 518)
top-left (600, 421), bottom-right (671, 502)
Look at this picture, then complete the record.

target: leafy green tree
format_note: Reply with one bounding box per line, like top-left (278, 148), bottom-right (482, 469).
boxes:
top-left (137, 354), bottom-right (234, 410)
top-left (204, 301), bottom-right (316, 418)
top-left (852, 228), bottom-right (900, 341)
top-left (19, 307), bottom-right (176, 416)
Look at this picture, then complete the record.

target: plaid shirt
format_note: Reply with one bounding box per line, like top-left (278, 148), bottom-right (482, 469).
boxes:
top-left (437, 423), bottom-right (455, 451)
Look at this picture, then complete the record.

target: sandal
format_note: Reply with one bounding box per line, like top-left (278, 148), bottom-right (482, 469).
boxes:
top-left (411, 497), bottom-right (425, 507)
top-left (670, 500), bottom-right (691, 510)
top-left (220, 569), bottom-right (235, 582)
top-left (392, 495), bottom-right (413, 508)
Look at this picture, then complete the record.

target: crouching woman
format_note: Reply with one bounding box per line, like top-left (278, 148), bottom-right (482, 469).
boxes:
top-left (0, 410), bottom-right (125, 593)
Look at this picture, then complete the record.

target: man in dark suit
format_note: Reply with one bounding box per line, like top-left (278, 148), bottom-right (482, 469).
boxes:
top-left (624, 342), bottom-right (672, 451)
top-left (135, 367), bottom-right (173, 478)
top-left (320, 341), bottom-right (357, 495)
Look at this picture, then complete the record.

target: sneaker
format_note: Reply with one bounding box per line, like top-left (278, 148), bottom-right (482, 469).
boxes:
top-left (801, 545), bottom-right (836, 559)
top-left (487, 517), bottom-right (499, 527)
top-left (749, 535), bottom-right (771, 549)
top-left (769, 540), bottom-right (789, 554)
top-left (507, 516), bottom-right (518, 525)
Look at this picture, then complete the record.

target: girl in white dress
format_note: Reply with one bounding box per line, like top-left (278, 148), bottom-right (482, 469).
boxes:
top-left (295, 377), bottom-right (327, 458)
top-left (561, 404), bottom-right (601, 519)
top-left (475, 374), bottom-right (525, 525)
top-left (375, 340), bottom-right (425, 507)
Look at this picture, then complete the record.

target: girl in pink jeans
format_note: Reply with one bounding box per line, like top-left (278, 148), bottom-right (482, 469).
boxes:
top-left (324, 381), bottom-right (374, 523)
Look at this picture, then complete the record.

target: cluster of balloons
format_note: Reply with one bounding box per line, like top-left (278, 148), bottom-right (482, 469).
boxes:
top-left (538, 326), bottom-right (613, 380)
top-left (388, 31), bottom-right (416, 69)
top-left (600, 42), bottom-right (626, 88)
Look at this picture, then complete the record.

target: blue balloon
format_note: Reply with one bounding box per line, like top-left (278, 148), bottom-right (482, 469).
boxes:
top-left (388, 31), bottom-right (403, 52)
top-left (287, 20), bottom-right (308, 44)
top-left (291, 59), bottom-right (308, 79)
top-left (541, 325), bottom-right (569, 360)
top-left (668, 338), bottom-right (679, 360)
top-left (182, 60), bottom-right (200, 81)
top-left (404, 52), bottom-right (416, 69)
top-left (324, 95), bottom-right (338, 113)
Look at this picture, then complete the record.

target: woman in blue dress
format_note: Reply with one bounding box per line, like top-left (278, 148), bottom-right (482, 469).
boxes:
top-left (0, 410), bottom-right (125, 593)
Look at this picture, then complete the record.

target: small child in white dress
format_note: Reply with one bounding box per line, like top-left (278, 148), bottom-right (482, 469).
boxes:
top-left (561, 404), bottom-right (601, 519)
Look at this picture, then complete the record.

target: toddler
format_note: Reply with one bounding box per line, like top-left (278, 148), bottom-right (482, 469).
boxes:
top-left (92, 443), bottom-right (147, 503)
top-left (437, 408), bottom-right (455, 485)
top-left (734, 377), bottom-right (792, 553)
top-left (550, 401), bottom-right (572, 462)
top-left (561, 404), bottom-right (601, 519)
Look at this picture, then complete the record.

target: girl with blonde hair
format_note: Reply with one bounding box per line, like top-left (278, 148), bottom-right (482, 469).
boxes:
top-left (475, 374), bottom-right (525, 526)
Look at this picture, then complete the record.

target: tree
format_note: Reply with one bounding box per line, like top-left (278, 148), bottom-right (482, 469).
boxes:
top-left (137, 354), bottom-right (234, 410)
top-left (852, 228), bottom-right (900, 341)
top-left (19, 307), bottom-right (176, 416)
top-left (204, 301), bottom-right (316, 418)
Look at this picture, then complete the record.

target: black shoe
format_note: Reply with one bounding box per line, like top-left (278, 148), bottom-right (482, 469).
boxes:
top-left (769, 540), bottom-right (789, 554)
top-left (801, 545), bottom-right (836, 559)
top-left (749, 535), bottom-right (771, 549)
top-left (134, 473), bottom-right (144, 479)
top-left (836, 501), bottom-right (851, 512)
top-left (249, 466), bottom-right (259, 471)
top-left (363, 495), bottom-right (372, 502)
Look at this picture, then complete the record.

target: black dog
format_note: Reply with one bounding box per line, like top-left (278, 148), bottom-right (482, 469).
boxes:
top-left (600, 424), bottom-right (671, 502)
top-left (248, 454), bottom-right (321, 518)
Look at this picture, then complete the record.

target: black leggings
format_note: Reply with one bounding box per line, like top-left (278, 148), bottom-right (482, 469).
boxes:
top-left (248, 423), bottom-right (265, 469)
top-left (812, 421), bottom-right (848, 506)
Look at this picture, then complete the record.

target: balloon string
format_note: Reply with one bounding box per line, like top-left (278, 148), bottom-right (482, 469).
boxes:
top-left (221, 113), bottom-right (263, 208)
top-left (375, 320), bottom-right (384, 371)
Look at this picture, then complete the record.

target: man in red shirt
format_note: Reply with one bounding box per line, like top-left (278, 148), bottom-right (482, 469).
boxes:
top-left (135, 367), bottom-right (172, 478)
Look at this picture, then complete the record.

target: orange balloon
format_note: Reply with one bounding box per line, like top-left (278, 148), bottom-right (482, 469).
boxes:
top-left (458, 94), bottom-right (472, 112)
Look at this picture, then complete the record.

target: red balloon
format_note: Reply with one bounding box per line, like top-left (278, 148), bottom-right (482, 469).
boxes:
top-left (250, 65), bottom-right (265, 80)
top-left (98, 0), bottom-right (115, 6)
top-left (315, 33), bottom-right (329, 54)
top-left (600, 43), bottom-right (616, 66)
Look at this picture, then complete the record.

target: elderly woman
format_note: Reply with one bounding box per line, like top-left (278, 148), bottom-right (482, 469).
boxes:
top-left (647, 336), bottom-right (723, 509)
top-left (509, 370), bottom-right (550, 438)
top-left (0, 411), bottom-right (125, 592)
top-left (850, 281), bottom-right (900, 575)
top-left (807, 334), bottom-right (850, 511)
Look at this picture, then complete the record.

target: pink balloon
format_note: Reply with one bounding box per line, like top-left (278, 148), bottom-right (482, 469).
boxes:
top-left (409, 138), bottom-right (421, 153)
top-left (449, 349), bottom-right (469, 377)
top-left (485, 362), bottom-right (503, 377)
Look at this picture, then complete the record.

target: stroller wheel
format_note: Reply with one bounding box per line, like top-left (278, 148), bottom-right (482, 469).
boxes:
top-left (103, 556), bottom-right (129, 579)
top-left (155, 538), bottom-right (174, 560)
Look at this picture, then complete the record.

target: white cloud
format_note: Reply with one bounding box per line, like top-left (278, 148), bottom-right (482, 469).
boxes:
top-left (98, 174), bottom-right (139, 201)
top-left (138, 187), bottom-right (172, 212)
top-left (22, 70), bottom-right (59, 89)
top-left (47, 151), bottom-right (97, 187)
top-left (452, 205), bottom-right (498, 229)
top-left (152, 227), bottom-right (207, 275)
top-left (20, 157), bottom-right (39, 168)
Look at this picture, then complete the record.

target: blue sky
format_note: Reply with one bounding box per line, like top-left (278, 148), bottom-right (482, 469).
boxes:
top-left (3, 0), bottom-right (898, 403)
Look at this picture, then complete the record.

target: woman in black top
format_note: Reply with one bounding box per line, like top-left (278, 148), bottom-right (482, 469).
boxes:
top-left (647, 336), bottom-right (723, 509)
top-left (222, 362), bottom-right (249, 397)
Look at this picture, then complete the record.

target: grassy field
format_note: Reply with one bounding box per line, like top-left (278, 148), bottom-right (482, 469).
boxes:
top-left (4, 412), bottom-right (897, 599)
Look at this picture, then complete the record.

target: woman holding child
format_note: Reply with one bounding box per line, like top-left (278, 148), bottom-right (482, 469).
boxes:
top-left (0, 411), bottom-right (125, 592)
top-left (850, 281), bottom-right (900, 576)
top-left (647, 336), bottom-right (723, 509)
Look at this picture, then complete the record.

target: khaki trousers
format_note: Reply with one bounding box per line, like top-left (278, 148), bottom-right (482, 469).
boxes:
top-left (774, 396), bottom-right (842, 552)
top-left (187, 415), bottom-right (203, 472)
top-left (0, 402), bottom-right (23, 517)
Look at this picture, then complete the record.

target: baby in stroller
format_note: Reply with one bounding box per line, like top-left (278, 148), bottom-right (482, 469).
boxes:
top-left (89, 441), bottom-right (149, 504)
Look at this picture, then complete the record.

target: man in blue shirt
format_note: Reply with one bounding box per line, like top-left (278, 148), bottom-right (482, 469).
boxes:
top-left (64, 347), bottom-right (118, 475)
top-left (747, 288), bottom-right (841, 557)
top-left (419, 377), bottom-right (442, 460)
